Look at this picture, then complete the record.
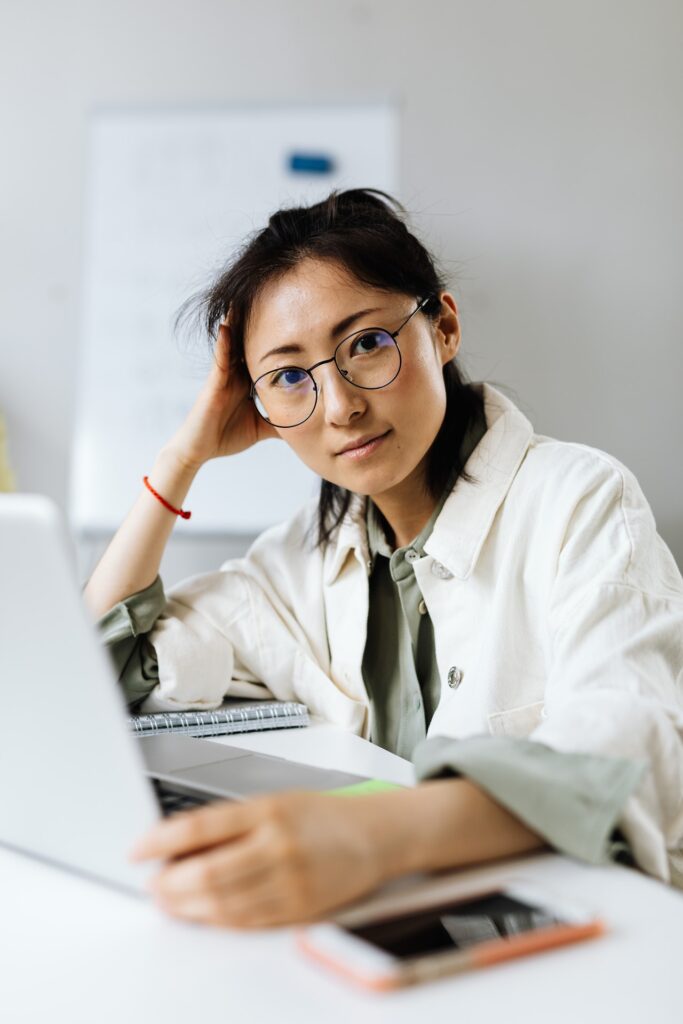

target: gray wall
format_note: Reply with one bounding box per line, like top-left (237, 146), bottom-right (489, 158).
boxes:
top-left (2, 0), bottom-right (681, 582)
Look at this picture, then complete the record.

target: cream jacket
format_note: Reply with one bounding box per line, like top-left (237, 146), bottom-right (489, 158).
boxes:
top-left (141, 383), bottom-right (683, 885)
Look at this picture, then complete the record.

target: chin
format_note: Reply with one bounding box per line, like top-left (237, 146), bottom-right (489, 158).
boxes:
top-left (338, 463), bottom-right (413, 499)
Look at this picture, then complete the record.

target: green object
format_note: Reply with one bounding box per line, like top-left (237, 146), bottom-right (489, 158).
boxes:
top-left (324, 779), bottom-right (403, 797)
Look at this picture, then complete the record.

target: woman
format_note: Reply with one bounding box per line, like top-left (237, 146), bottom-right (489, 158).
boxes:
top-left (85, 189), bottom-right (683, 928)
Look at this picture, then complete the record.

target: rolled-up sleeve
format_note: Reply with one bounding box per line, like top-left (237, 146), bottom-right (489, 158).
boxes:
top-left (96, 551), bottom-right (314, 715)
top-left (413, 735), bottom-right (642, 865)
top-left (96, 575), bottom-right (165, 709)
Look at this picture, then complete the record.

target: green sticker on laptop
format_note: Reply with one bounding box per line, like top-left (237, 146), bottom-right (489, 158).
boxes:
top-left (325, 779), bottom-right (403, 797)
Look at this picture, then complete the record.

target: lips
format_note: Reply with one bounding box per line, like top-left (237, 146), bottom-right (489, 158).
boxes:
top-left (336, 430), bottom-right (389, 455)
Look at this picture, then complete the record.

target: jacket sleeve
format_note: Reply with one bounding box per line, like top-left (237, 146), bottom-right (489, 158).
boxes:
top-left (534, 454), bottom-right (683, 883)
top-left (419, 452), bottom-right (683, 885)
top-left (136, 566), bottom-right (277, 713)
top-left (532, 586), bottom-right (683, 883)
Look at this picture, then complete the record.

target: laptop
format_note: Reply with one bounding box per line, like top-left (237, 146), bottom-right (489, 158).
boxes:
top-left (0, 494), bottom-right (366, 895)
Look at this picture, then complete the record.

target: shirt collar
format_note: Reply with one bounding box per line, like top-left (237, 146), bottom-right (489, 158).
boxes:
top-left (323, 382), bottom-right (534, 585)
top-left (366, 500), bottom-right (393, 560)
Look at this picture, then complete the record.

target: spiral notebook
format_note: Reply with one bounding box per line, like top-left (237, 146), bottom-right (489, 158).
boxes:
top-left (128, 700), bottom-right (309, 738)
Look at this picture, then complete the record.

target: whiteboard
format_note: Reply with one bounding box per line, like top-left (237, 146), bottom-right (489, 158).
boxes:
top-left (71, 104), bottom-right (398, 534)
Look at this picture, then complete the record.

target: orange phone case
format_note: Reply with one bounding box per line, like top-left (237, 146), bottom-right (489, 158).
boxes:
top-left (297, 916), bottom-right (606, 991)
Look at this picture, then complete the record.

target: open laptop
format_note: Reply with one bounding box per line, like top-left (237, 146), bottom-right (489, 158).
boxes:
top-left (0, 494), bottom-right (366, 895)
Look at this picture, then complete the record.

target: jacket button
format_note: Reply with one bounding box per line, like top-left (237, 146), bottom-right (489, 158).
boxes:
top-left (431, 561), bottom-right (453, 579)
top-left (447, 666), bottom-right (464, 689)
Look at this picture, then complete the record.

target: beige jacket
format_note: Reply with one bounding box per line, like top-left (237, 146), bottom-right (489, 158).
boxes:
top-left (139, 383), bottom-right (683, 885)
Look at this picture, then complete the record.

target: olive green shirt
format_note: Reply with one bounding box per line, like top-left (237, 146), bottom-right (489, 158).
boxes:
top-left (362, 471), bottom-right (456, 759)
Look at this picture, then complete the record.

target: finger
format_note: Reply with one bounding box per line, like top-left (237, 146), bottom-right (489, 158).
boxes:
top-left (210, 881), bottom-right (327, 929)
top-left (158, 886), bottom-right (283, 929)
top-left (149, 835), bottom-right (270, 900)
top-left (213, 323), bottom-right (231, 374)
top-left (129, 800), bottom-right (254, 862)
top-left (153, 866), bottom-right (273, 924)
top-left (155, 856), bottom-right (287, 928)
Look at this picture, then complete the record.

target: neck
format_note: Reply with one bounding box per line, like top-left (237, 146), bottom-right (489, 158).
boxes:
top-left (369, 460), bottom-right (437, 550)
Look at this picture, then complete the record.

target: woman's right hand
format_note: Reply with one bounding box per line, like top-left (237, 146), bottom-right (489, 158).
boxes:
top-left (165, 320), bottom-right (279, 469)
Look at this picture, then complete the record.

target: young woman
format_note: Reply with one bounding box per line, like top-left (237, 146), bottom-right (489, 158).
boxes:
top-left (85, 189), bottom-right (683, 928)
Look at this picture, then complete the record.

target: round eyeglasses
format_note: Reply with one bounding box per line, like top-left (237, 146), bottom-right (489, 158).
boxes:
top-left (249, 296), bottom-right (431, 428)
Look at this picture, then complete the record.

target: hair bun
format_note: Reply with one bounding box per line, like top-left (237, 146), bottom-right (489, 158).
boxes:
top-left (332, 188), bottom-right (405, 219)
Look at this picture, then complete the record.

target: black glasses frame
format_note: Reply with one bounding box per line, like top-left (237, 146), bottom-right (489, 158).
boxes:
top-left (249, 295), bottom-right (432, 428)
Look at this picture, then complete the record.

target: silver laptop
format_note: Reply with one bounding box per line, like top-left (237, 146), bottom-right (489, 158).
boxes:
top-left (0, 494), bottom-right (365, 895)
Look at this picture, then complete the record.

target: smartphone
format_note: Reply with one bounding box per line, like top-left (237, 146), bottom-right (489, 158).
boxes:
top-left (297, 882), bottom-right (605, 991)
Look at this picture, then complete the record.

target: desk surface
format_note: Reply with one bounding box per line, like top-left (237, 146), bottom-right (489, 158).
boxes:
top-left (2, 724), bottom-right (682, 1024)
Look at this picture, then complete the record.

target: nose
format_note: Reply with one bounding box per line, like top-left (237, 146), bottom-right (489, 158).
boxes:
top-left (315, 361), bottom-right (367, 425)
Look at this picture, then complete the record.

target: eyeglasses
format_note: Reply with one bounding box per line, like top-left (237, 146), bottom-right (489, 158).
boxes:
top-left (249, 296), bottom-right (431, 428)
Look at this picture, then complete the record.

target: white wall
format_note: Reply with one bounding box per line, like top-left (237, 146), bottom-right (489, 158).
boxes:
top-left (1, 0), bottom-right (681, 580)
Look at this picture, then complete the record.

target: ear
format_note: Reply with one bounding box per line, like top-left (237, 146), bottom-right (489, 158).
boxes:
top-left (434, 292), bottom-right (461, 366)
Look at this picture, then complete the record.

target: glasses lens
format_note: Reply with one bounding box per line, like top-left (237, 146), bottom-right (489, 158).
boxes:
top-left (336, 330), bottom-right (400, 388)
top-left (253, 367), bottom-right (317, 427)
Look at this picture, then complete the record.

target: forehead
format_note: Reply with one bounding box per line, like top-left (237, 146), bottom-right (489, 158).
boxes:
top-left (245, 260), bottom-right (393, 357)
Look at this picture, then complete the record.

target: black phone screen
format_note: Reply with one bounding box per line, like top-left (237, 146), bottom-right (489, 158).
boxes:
top-left (345, 891), bottom-right (564, 960)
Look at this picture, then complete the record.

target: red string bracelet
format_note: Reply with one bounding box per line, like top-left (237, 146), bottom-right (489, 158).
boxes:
top-left (143, 476), bottom-right (192, 520)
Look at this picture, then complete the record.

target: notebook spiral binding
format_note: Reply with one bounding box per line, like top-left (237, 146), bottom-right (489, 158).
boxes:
top-left (128, 701), bottom-right (309, 738)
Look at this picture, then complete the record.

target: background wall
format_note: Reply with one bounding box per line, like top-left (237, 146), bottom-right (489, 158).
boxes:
top-left (1, 0), bottom-right (681, 581)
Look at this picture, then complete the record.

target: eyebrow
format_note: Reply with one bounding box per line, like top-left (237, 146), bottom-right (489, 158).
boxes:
top-left (258, 307), bottom-right (382, 366)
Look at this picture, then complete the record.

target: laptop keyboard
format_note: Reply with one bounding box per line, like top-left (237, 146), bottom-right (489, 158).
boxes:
top-left (152, 779), bottom-right (210, 817)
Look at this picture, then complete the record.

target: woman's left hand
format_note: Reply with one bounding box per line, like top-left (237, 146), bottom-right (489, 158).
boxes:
top-left (129, 791), bottom-right (391, 928)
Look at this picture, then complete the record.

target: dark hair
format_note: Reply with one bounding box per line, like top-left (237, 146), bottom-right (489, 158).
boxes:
top-left (178, 188), bottom-right (484, 547)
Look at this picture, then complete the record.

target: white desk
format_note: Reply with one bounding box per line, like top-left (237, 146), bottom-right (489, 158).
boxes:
top-left (2, 724), bottom-right (682, 1024)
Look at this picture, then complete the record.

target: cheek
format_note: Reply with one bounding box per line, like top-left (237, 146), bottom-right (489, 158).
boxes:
top-left (276, 425), bottom-right (328, 472)
top-left (384, 355), bottom-right (446, 420)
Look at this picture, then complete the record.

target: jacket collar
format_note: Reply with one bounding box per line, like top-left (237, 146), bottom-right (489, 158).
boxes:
top-left (424, 384), bottom-right (534, 579)
top-left (323, 383), bottom-right (534, 586)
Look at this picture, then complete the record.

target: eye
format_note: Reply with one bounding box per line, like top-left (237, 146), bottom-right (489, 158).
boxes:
top-left (349, 330), bottom-right (386, 356)
top-left (270, 367), bottom-right (309, 388)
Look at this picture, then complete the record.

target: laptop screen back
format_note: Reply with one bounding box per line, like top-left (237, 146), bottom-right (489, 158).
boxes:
top-left (0, 494), bottom-right (160, 893)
